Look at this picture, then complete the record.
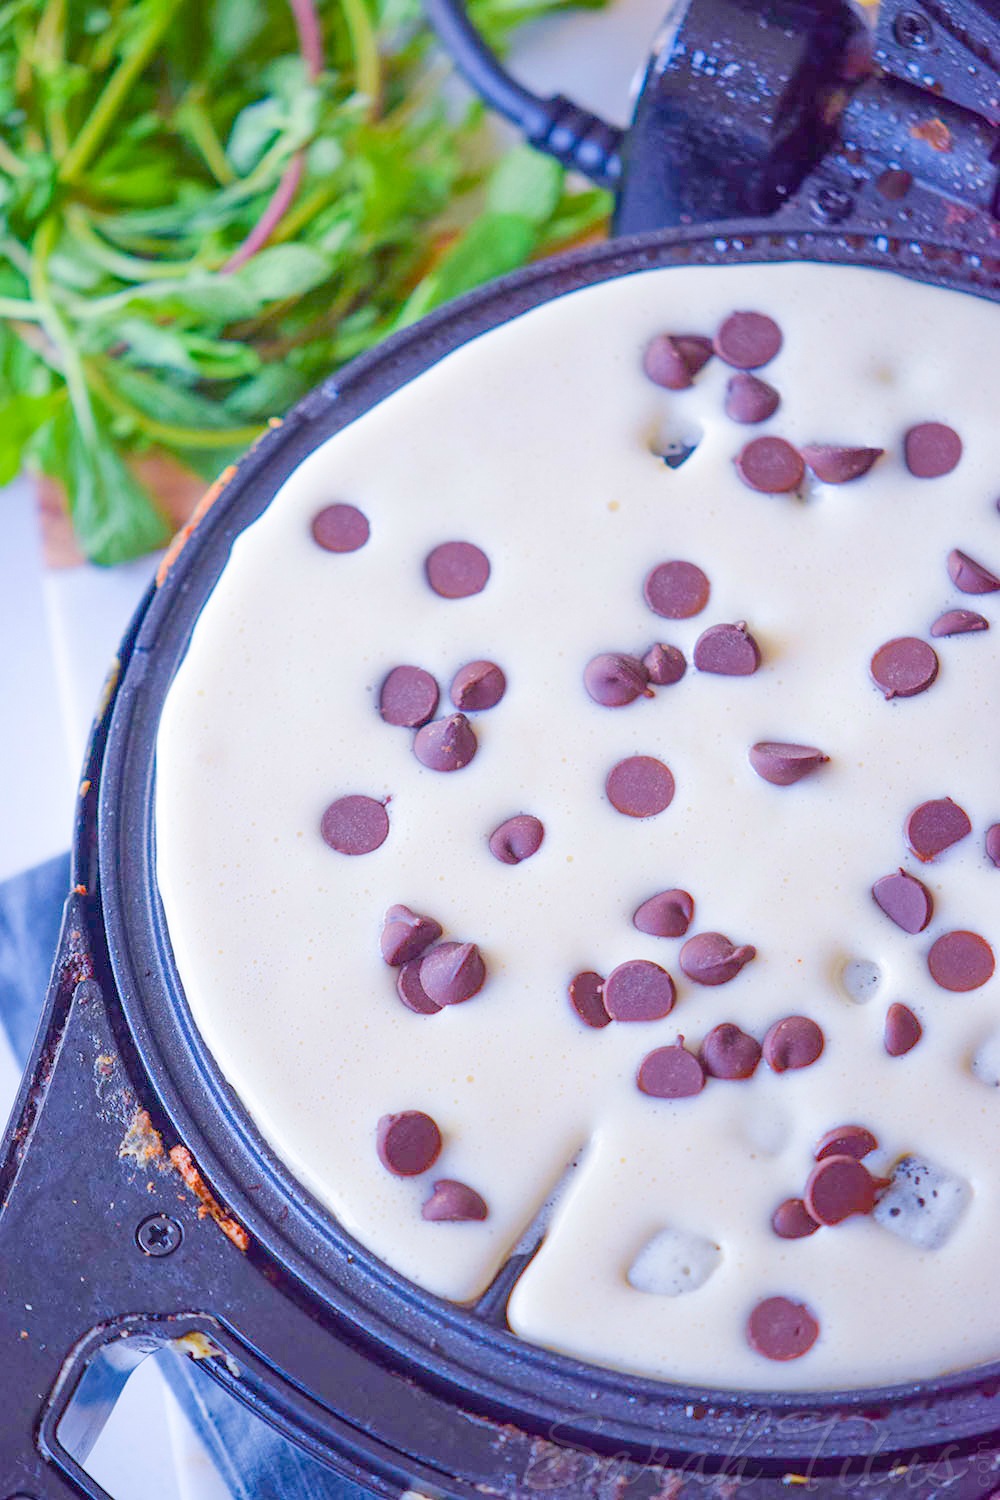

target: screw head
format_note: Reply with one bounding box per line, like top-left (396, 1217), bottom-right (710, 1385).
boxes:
top-left (893, 9), bottom-right (933, 47)
top-left (136, 1213), bottom-right (183, 1257)
top-left (811, 186), bottom-right (854, 223)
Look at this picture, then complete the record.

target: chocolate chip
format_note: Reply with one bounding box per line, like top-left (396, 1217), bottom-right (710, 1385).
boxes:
top-left (748, 742), bottom-right (828, 786)
top-left (488, 814), bottom-right (544, 864)
top-left (606, 756), bottom-right (675, 817)
top-left (379, 665), bottom-right (439, 727)
top-left (311, 503), bottom-right (370, 552)
top-left (425, 541), bottom-right (490, 598)
top-left (927, 930), bottom-right (995, 992)
top-left (604, 960), bottom-right (676, 1021)
top-left (320, 795), bottom-right (389, 855)
top-left (801, 445), bottom-right (883, 483)
top-left (885, 1002), bottom-right (922, 1056)
top-left (714, 311), bottom-right (782, 369)
top-left (584, 653), bottom-right (651, 706)
top-left (642, 333), bottom-right (713, 390)
top-left (643, 643), bottom-right (686, 685)
top-left (987, 825), bottom-right (1000, 867)
top-left (805, 1155), bottom-right (879, 1225)
top-left (422, 1178), bottom-right (488, 1221)
top-left (763, 1016), bottom-right (824, 1072)
top-left (872, 870), bottom-right (934, 933)
top-left (905, 797), bottom-right (971, 861)
top-left (700, 1023), bottom-right (761, 1079)
top-left (633, 889), bottom-right (695, 938)
top-left (451, 660), bottom-right (506, 711)
top-left (396, 959), bottom-right (443, 1015)
top-left (771, 1199), bottom-right (820, 1239)
top-left (746, 1297), bottom-right (819, 1361)
top-left (904, 422), bottom-right (962, 478)
top-left (637, 1042), bottom-right (705, 1098)
top-left (735, 437), bottom-right (804, 493)
top-left (376, 1111), bottom-right (442, 1175)
top-left (946, 548), bottom-right (1000, 594)
top-left (815, 1125), bottom-right (878, 1161)
top-left (693, 622), bottom-right (761, 675)
top-left (931, 608), bottom-right (989, 637)
top-left (380, 904), bottom-right (443, 965)
top-left (413, 713), bottom-right (477, 771)
top-left (877, 168), bottom-right (913, 200)
top-left (679, 932), bottom-right (755, 986)
top-left (724, 372), bottom-right (780, 424)
top-left (643, 560), bottom-right (711, 619)
top-left (420, 942), bottom-right (486, 1005)
top-left (568, 971), bottom-right (611, 1029)
top-left (870, 637), bottom-right (938, 698)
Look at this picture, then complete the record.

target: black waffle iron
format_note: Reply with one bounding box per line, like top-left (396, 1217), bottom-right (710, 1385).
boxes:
top-left (6, 1), bottom-right (1000, 1494)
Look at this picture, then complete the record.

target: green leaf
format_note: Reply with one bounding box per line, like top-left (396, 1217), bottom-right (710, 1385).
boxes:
top-left (223, 362), bottom-right (308, 419)
top-left (229, 243), bottom-right (333, 302)
top-left (485, 147), bottom-right (563, 225)
top-left (0, 389), bottom-right (65, 485)
top-left (226, 98), bottom-right (285, 175)
top-left (396, 212), bottom-right (537, 328)
top-left (101, 362), bottom-right (246, 429)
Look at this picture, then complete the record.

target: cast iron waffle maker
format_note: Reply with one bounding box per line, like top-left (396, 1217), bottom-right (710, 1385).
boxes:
top-left (6, 0), bottom-right (1000, 1493)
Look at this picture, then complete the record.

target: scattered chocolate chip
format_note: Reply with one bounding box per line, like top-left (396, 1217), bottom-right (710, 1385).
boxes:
top-left (905, 797), bottom-right (971, 861)
top-left (637, 1042), bottom-right (705, 1098)
top-left (748, 742), bottom-right (828, 786)
top-left (805, 1155), bottom-right (879, 1225)
top-left (693, 621), bottom-right (761, 675)
top-left (904, 423), bottom-right (962, 478)
top-left (931, 608), bottom-right (989, 637)
top-left (771, 1199), bottom-right (820, 1239)
top-left (735, 437), bottom-right (804, 493)
top-left (633, 889), bottom-right (695, 938)
top-left (569, 970), bottom-right (611, 1029)
top-left (987, 825), bottom-right (1000, 867)
top-left (425, 541), bottom-right (490, 598)
top-left (947, 548), bottom-right (1000, 594)
top-left (642, 333), bottom-right (713, 389)
top-left (659, 441), bottom-right (698, 470)
top-left (746, 1296), bottom-right (819, 1361)
top-left (422, 1178), bottom-right (488, 1222)
top-left (870, 637), bottom-right (938, 698)
top-left (714, 311), bottom-right (782, 369)
top-left (450, 660), bottom-right (506, 711)
top-left (320, 795), bottom-right (389, 855)
top-left (379, 665), bottom-right (439, 727)
top-left (876, 168), bottom-right (913, 200)
top-left (724, 372), bottom-right (780, 424)
top-left (679, 932), bottom-right (756, 986)
top-left (420, 942), bottom-right (486, 1006)
top-left (700, 1023), bottom-right (761, 1079)
top-left (396, 960), bottom-right (443, 1015)
top-left (643, 643), bottom-right (686, 685)
top-left (885, 1002), bottom-right (922, 1056)
top-left (380, 905), bottom-right (443, 966)
top-left (604, 960), bottom-right (676, 1021)
top-left (801, 445), bottom-right (883, 483)
top-left (606, 756), bottom-right (675, 817)
top-left (763, 1016), bottom-right (824, 1072)
top-left (413, 713), bottom-right (477, 771)
top-left (927, 930), bottom-right (995, 992)
top-left (872, 870), bottom-right (934, 933)
top-left (311, 503), bottom-right (370, 552)
top-left (584, 653), bottom-right (651, 706)
top-left (643, 560), bottom-right (711, 619)
top-left (815, 1125), bottom-right (878, 1161)
top-left (376, 1111), bottom-right (442, 1175)
top-left (488, 814), bottom-right (544, 865)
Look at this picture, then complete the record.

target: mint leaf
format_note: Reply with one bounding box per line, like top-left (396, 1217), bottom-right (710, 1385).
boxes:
top-left (486, 147), bottom-right (563, 225)
top-left (396, 213), bottom-right (537, 328)
top-left (229, 244), bottom-right (333, 302)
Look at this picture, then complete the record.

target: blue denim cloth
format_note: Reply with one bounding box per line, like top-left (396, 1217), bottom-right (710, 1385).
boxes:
top-left (0, 855), bottom-right (373, 1499)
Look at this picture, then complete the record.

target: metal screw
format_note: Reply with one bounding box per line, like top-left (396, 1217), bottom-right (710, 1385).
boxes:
top-left (811, 186), bottom-right (855, 223)
top-left (136, 1213), bottom-right (183, 1256)
top-left (893, 9), bottom-right (933, 47)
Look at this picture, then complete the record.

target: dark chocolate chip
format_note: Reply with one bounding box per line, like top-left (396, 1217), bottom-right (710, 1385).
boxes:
top-left (488, 814), bottom-right (544, 864)
top-left (805, 1155), bottom-right (879, 1225)
top-left (422, 1178), bottom-right (488, 1221)
top-left (947, 549), bottom-right (1000, 594)
top-left (643, 560), bottom-right (711, 619)
top-left (381, 904), bottom-right (443, 966)
top-left (724, 372), bottom-right (780, 424)
top-left (606, 757), bottom-right (675, 817)
top-left (931, 609), bottom-right (989, 637)
top-left (905, 797), bottom-right (971, 861)
top-left (396, 960), bottom-right (443, 1015)
top-left (569, 971), bottom-right (611, 1029)
top-left (693, 622), bottom-right (761, 675)
top-left (746, 1297), bottom-right (819, 1361)
top-left (584, 653), bottom-right (651, 707)
top-left (714, 311), bottom-right (782, 369)
top-left (637, 1042), bottom-right (705, 1098)
top-left (700, 1023), bottom-right (761, 1079)
top-left (413, 713), bottom-right (477, 772)
top-left (748, 742), bottom-right (828, 786)
top-left (815, 1125), bottom-right (878, 1162)
top-left (904, 423), bottom-right (962, 478)
top-left (633, 889), bottom-right (694, 938)
top-left (425, 541), bottom-right (490, 598)
top-left (311, 503), bottom-right (370, 553)
top-left (885, 1002), bottom-right (922, 1057)
top-left (800, 445), bottom-right (883, 483)
top-left (763, 1016), bottom-right (825, 1072)
top-left (604, 960), bottom-right (676, 1021)
top-left (420, 942), bottom-right (486, 1006)
top-left (735, 437), bottom-right (804, 494)
top-left (379, 665), bottom-right (439, 727)
top-left (927, 930), bottom-right (995, 992)
top-left (642, 333), bottom-right (713, 390)
top-left (771, 1199), bottom-right (820, 1239)
top-left (376, 1111), bottom-right (442, 1175)
top-left (451, 660), bottom-right (506, 711)
top-left (872, 870), bottom-right (934, 933)
top-left (643, 643), bottom-right (686, 686)
top-left (987, 825), bottom-right (1000, 867)
top-left (870, 637), bottom-right (938, 698)
top-left (679, 932), bottom-right (756, 986)
top-left (320, 795), bottom-right (389, 855)
top-left (876, 168), bottom-right (913, 200)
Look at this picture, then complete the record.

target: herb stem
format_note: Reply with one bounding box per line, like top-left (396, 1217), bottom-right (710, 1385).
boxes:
top-left (341, 0), bottom-right (381, 116)
top-left (0, 136), bottom-right (28, 177)
top-left (0, 295), bottom-right (42, 319)
top-left (220, 154), bottom-right (305, 273)
top-left (30, 216), bottom-right (97, 446)
top-left (66, 205), bottom-right (204, 282)
top-left (36, 0), bottom-right (69, 159)
top-left (86, 361), bottom-right (265, 450)
top-left (176, 87), bottom-right (236, 186)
